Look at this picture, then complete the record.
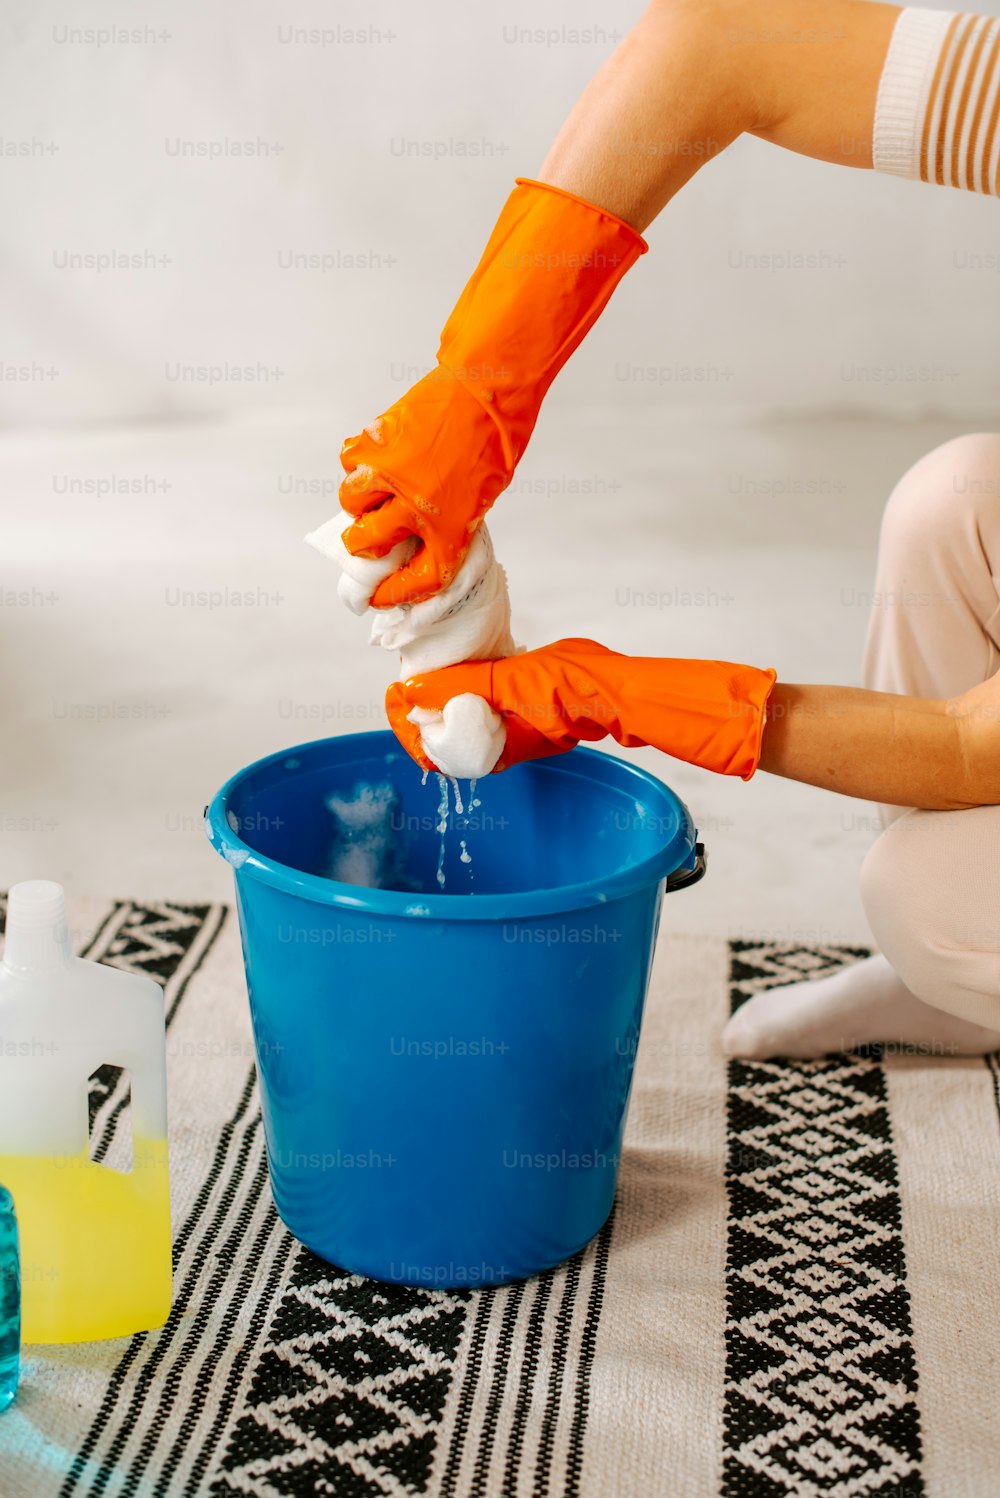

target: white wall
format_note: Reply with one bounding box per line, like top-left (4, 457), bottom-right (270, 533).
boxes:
top-left (1, 0), bottom-right (998, 431)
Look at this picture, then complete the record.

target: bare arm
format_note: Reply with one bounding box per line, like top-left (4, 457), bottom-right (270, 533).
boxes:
top-left (538, 0), bottom-right (901, 231)
top-left (758, 678), bottom-right (1000, 810)
top-left (539, 0), bottom-right (999, 809)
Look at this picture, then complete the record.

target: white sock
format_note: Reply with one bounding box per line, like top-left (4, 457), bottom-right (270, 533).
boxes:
top-left (722, 952), bottom-right (1000, 1061)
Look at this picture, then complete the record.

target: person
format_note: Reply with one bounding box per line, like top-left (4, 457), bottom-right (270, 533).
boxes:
top-left (334, 0), bottom-right (1000, 1061)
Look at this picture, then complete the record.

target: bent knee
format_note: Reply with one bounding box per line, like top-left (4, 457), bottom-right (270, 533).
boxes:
top-left (880, 432), bottom-right (1000, 555)
top-left (861, 808), bottom-right (1000, 1026)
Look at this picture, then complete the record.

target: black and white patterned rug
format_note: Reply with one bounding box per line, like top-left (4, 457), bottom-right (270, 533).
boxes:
top-left (1, 900), bottom-right (998, 1498)
top-left (725, 941), bottom-right (921, 1498)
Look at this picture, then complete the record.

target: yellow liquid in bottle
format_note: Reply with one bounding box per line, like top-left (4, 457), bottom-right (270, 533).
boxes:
top-left (0, 1139), bottom-right (172, 1343)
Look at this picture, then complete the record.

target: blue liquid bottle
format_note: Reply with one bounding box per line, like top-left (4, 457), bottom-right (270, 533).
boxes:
top-left (0, 1185), bottom-right (19, 1411)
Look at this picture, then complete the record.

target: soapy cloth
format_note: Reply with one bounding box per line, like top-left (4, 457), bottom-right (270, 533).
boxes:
top-left (305, 513), bottom-right (517, 778)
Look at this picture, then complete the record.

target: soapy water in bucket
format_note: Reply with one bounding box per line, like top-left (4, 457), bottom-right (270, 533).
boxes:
top-left (325, 777), bottom-right (481, 892)
top-left (324, 783), bottom-right (404, 889)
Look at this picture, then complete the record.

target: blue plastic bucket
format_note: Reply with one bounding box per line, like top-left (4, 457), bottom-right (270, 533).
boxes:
top-left (206, 731), bottom-right (704, 1288)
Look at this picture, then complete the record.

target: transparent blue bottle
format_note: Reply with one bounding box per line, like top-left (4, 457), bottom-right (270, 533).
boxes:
top-left (0, 1185), bottom-right (19, 1412)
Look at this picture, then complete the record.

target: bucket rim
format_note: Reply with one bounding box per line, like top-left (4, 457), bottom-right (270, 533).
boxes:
top-left (205, 731), bottom-right (697, 921)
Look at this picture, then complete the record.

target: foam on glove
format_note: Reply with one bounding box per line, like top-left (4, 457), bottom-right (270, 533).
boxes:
top-left (305, 513), bottom-right (515, 777)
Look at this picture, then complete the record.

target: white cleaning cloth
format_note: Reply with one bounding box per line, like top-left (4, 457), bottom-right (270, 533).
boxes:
top-left (407, 695), bottom-right (507, 781)
top-left (303, 514), bottom-right (417, 618)
top-left (305, 512), bottom-right (516, 777)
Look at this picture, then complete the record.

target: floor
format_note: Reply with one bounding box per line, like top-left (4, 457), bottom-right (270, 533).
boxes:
top-left (1, 405), bottom-right (979, 943)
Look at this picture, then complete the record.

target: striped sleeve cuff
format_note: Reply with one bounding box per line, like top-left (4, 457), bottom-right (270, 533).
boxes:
top-left (873, 7), bottom-right (1000, 196)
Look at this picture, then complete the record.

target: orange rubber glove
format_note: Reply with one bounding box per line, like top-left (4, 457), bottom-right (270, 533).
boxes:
top-left (386, 639), bottom-right (777, 779)
top-left (339, 179), bottom-right (648, 607)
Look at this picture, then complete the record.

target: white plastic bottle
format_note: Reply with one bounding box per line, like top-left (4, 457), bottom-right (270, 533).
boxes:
top-left (0, 881), bottom-right (172, 1342)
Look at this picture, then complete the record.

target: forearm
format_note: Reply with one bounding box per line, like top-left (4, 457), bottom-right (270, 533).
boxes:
top-left (538, 0), bottom-right (901, 230)
top-left (391, 635), bottom-right (1000, 793)
top-left (757, 682), bottom-right (995, 809)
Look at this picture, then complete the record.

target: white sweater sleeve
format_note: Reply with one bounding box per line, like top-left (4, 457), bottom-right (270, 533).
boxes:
top-left (873, 7), bottom-right (1000, 196)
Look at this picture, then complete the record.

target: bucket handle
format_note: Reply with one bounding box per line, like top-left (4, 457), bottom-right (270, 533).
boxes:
top-left (665, 841), bottom-right (707, 894)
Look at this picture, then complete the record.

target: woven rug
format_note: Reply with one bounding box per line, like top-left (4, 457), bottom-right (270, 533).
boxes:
top-left (1, 895), bottom-right (998, 1498)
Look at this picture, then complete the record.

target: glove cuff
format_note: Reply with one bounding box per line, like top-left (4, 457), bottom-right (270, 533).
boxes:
top-left (733, 666), bottom-right (778, 780)
top-left (436, 178), bottom-right (648, 468)
top-left (512, 178), bottom-right (649, 251)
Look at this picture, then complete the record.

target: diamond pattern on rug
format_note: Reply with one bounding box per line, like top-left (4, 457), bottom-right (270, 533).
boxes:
top-left (723, 941), bottom-right (923, 1498)
top-left (730, 940), bottom-right (872, 1003)
top-left (97, 900), bottom-right (217, 986)
top-left (212, 1249), bottom-right (470, 1498)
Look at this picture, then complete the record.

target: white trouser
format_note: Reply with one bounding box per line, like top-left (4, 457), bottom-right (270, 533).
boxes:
top-left (860, 433), bottom-right (1000, 1031)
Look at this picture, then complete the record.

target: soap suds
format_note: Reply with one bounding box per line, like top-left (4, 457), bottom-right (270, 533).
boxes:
top-left (321, 776), bottom-right (483, 894)
top-left (325, 781), bottom-right (403, 888)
